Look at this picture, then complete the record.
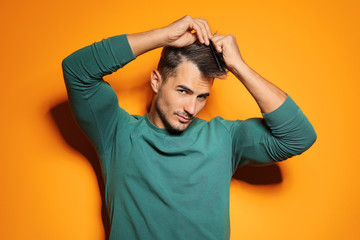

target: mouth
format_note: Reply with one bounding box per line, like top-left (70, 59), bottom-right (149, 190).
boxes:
top-left (176, 114), bottom-right (192, 123)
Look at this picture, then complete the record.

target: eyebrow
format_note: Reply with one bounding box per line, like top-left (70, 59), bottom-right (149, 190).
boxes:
top-left (176, 85), bottom-right (210, 97)
top-left (177, 85), bottom-right (194, 93)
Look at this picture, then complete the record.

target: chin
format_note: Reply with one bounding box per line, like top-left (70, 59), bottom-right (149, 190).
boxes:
top-left (167, 121), bottom-right (191, 135)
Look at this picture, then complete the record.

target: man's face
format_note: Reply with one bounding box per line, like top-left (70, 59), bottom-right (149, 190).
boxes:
top-left (151, 61), bottom-right (213, 134)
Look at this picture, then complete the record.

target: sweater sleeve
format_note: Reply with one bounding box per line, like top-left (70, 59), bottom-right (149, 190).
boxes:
top-left (226, 94), bottom-right (317, 171)
top-left (62, 34), bottom-right (136, 155)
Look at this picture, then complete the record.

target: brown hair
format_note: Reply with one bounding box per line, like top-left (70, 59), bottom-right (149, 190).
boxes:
top-left (157, 42), bottom-right (227, 81)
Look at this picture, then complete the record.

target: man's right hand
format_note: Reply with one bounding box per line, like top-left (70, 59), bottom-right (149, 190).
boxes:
top-left (163, 15), bottom-right (213, 47)
top-left (128, 16), bottom-right (212, 57)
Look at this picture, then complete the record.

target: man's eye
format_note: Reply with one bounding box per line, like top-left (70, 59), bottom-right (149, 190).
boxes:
top-left (178, 90), bottom-right (187, 94)
top-left (198, 95), bottom-right (207, 100)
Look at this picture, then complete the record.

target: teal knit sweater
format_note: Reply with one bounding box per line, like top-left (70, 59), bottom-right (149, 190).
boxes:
top-left (62, 34), bottom-right (316, 240)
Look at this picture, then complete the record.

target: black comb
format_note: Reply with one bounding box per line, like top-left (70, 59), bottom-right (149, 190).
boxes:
top-left (209, 40), bottom-right (226, 74)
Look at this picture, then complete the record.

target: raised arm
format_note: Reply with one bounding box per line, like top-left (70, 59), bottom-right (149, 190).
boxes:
top-left (62, 35), bottom-right (135, 156)
top-left (211, 33), bottom-right (316, 168)
top-left (62, 16), bottom-right (213, 155)
top-left (211, 33), bottom-right (287, 113)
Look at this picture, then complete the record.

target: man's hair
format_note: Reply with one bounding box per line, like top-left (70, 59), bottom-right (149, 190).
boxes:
top-left (157, 42), bottom-right (227, 82)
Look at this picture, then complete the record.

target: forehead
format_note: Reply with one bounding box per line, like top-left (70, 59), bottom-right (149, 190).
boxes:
top-left (164, 61), bottom-right (213, 91)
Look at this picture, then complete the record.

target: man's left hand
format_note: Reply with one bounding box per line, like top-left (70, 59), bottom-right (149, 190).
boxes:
top-left (211, 33), bottom-right (244, 74)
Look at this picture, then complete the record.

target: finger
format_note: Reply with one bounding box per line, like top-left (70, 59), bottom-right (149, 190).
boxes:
top-left (197, 18), bottom-right (212, 42)
top-left (194, 23), bottom-right (205, 43)
top-left (195, 19), bottom-right (210, 45)
top-left (211, 32), bottom-right (224, 43)
top-left (188, 32), bottom-right (198, 44)
top-left (201, 18), bottom-right (213, 39)
top-left (214, 42), bottom-right (223, 53)
top-left (211, 34), bottom-right (226, 53)
top-left (191, 21), bottom-right (206, 44)
top-left (212, 32), bottom-right (223, 39)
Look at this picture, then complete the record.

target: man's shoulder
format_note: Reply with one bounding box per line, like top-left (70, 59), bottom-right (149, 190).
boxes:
top-left (117, 113), bottom-right (145, 130)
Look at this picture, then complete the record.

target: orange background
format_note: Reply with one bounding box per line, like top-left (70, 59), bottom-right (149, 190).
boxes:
top-left (1, 0), bottom-right (359, 239)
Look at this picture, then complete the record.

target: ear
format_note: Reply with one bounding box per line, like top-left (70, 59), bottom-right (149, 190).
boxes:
top-left (150, 70), bottom-right (162, 93)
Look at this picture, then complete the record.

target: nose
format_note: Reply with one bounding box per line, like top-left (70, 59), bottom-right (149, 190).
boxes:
top-left (184, 98), bottom-right (196, 117)
top-left (184, 98), bottom-right (197, 117)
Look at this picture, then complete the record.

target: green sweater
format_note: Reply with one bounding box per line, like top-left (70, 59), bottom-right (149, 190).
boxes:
top-left (62, 35), bottom-right (316, 240)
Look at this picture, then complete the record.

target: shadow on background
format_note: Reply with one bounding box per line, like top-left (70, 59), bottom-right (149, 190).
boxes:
top-left (50, 102), bottom-right (110, 240)
top-left (233, 164), bottom-right (282, 185)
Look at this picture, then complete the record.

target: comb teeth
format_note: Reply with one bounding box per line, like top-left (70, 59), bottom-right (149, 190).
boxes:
top-left (209, 40), bottom-right (227, 74)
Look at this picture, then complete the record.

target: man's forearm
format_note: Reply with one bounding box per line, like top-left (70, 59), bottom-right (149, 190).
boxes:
top-left (127, 15), bottom-right (213, 57)
top-left (127, 28), bottom-right (168, 57)
top-left (231, 60), bottom-right (287, 113)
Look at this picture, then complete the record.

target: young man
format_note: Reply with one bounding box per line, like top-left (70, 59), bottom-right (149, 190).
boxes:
top-left (62, 16), bottom-right (316, 240)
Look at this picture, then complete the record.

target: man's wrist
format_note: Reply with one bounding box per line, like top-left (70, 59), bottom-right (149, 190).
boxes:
top-left (228, 59), bottom-right (249, 81)
top-left (149, 28), bottom-right (169, 49)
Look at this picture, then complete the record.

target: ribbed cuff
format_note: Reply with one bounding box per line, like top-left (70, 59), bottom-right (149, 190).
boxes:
top-left (108, 34), bottom-right (136, 67)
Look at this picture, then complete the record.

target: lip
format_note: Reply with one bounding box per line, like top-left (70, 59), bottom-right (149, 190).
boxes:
top-left (176, 114), bottom-right (191, 123)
